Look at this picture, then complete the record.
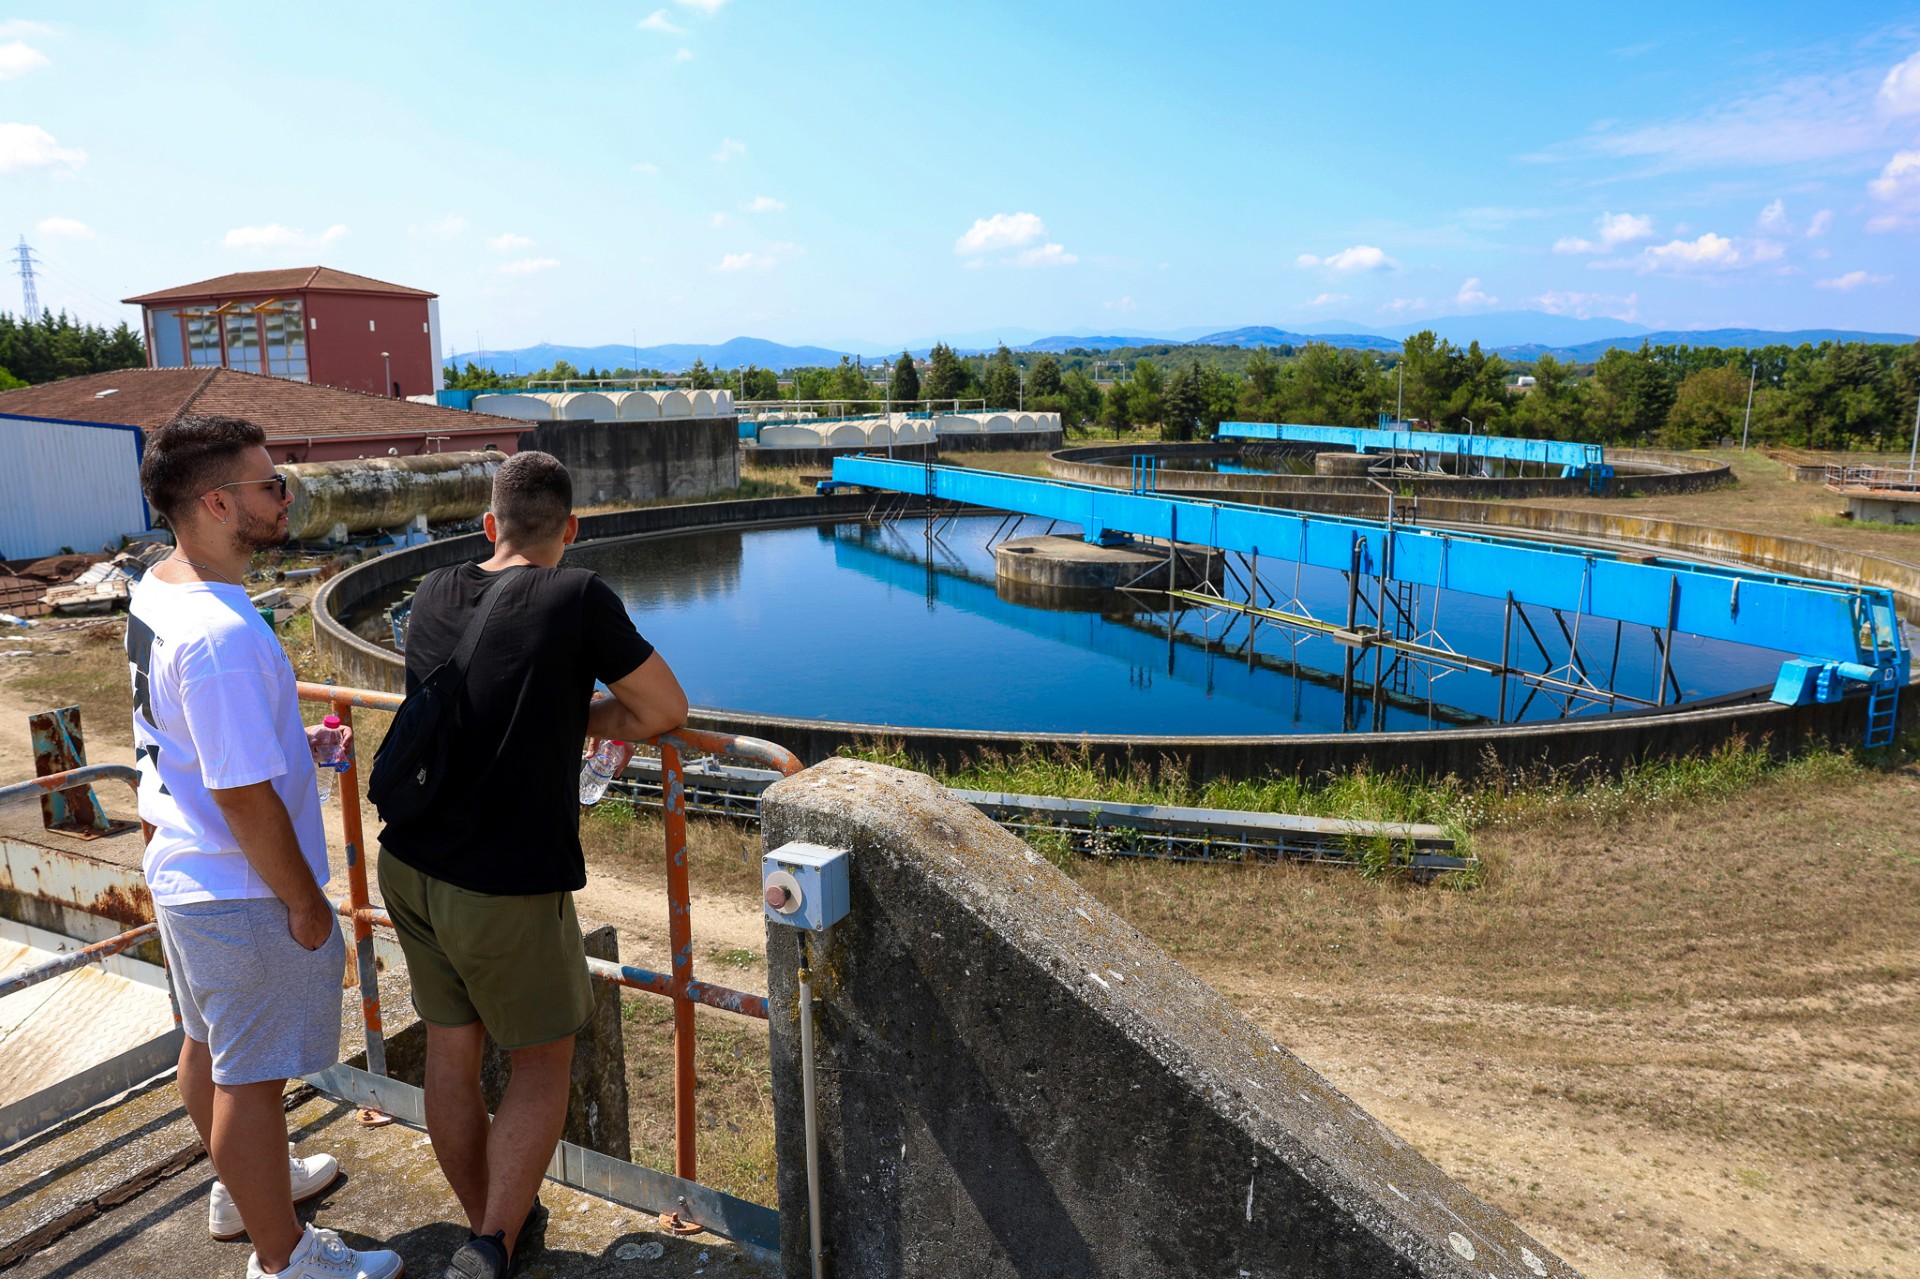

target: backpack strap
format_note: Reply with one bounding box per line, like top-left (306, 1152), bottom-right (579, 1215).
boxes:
top-left (444, 566), bottom-right (519, 690)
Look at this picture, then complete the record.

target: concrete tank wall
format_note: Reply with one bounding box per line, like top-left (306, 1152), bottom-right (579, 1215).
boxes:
top-left (760, 758), bottom-right (1580, 1279)
top-left (283, 451), bottom-right (503, 541)
top-left (514, 416), bottom-right (739, 507)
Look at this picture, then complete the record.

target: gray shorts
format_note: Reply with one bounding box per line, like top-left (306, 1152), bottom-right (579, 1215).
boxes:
top-left (155, 897), bottom-right (346, 1086)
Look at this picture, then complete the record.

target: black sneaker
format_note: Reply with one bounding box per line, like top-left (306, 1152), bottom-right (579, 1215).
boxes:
top-left (444, 1231), bottom-right (509, 1279)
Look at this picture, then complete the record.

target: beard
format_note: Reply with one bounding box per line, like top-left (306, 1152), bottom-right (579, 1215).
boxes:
top-left (235, 504), bottom-right (290, 551)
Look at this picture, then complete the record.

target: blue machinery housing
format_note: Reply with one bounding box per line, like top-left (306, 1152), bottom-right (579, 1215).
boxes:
top-left (827, 456), bottom-right (1908, 745)
top-left (1219, 420), bottom-right (1615, 492)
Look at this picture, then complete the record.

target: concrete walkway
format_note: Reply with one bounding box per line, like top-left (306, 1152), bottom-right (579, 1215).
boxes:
top-left (7, 1086), bottom-right (777, 1279)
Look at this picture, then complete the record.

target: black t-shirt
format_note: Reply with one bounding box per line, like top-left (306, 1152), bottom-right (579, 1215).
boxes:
top-left (378, 561), bottom-right (654, 895)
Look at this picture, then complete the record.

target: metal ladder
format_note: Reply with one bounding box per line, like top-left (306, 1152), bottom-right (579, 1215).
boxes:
top-left (1861, 595), bottom-right (1904, 749)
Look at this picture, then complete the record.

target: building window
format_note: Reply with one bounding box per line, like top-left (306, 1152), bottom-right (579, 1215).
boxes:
top-left (263, 299), bottom-right (308, 380)
top-left (185, 310), bottom-right (224, 368)
top-left (148, 307), bottom-right (185, 366)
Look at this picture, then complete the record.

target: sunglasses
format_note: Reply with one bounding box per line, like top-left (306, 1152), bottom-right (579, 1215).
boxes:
top-left (210, 473), bottom-right (290, 501)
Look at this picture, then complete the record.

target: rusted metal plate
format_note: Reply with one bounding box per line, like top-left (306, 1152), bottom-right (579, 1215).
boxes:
top-left (27, 708), bottom-right (136, 842)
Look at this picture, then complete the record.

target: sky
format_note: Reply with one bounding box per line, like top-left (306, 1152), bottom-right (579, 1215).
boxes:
top-left (6, 2), bottom-right (1920, 352)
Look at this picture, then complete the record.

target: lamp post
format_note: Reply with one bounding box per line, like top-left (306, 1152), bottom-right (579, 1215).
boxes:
top-left (1908, 387), bottom-right (1920, 474)
top-left (1740, 361), bottom-right (1757, 451)
top-left (381, 351), bottom-right (392, 398)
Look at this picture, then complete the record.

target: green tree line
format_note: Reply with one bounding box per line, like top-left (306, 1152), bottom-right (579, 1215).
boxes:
top-left (0, 311), bottom-right (147, 388)
top-left (447, 332), bottom-right (1920, 451)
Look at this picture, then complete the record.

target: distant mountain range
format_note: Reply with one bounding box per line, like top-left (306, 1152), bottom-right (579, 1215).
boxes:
top-left (450, 312), bottom-right (1916, 375)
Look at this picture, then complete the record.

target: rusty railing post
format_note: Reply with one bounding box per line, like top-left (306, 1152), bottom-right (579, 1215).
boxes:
top-left (661, 741), bottom-right (697, 1184)
top-left (333, 695), bottom-right (387, 1078)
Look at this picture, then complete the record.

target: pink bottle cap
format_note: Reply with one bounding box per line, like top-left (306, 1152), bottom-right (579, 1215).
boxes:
top-left (322, 714), bottom-right (342, 728)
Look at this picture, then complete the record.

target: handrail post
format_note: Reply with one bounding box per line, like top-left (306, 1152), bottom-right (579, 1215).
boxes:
top-left (333, 695), bottom-right (387, 1078)
top-left (661, 741), bottom-right (697, 1182)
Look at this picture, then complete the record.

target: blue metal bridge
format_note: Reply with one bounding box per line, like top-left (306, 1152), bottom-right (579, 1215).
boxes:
top-left (1217, 421), bottom-right (1613, 491)
top-left (827, 457), bottom-right (1908, 742)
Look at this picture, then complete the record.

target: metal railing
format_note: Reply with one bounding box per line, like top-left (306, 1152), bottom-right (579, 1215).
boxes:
top-left (0, 764), bottom-right (151, 1000)
top-left (294, 681), bottom-right (802, 1186)
top-left (0, 694), bottom-right (803, 1197)
top-left (1825, 464), bottom-right (1920, 494)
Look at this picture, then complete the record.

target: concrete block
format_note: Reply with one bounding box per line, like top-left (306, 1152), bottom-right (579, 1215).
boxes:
top-left (760, 758), bottom-right (1578, 1279)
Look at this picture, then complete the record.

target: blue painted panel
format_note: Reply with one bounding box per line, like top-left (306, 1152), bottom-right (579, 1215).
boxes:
top-left (1218, 421), bottom-right (1603, 471)
top-left (830, 457), bottom-right (1898, 671)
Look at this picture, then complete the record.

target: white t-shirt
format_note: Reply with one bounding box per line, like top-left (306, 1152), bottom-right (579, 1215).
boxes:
top-left (126, 573), bottom-right (329, 906)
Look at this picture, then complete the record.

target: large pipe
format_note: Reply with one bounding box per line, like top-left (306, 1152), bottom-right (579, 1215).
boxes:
top-left (282, 451), bottom-right (504, 541)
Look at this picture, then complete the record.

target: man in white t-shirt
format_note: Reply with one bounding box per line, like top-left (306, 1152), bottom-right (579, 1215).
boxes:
top-left (130, 415), bottom-right (401, 1279)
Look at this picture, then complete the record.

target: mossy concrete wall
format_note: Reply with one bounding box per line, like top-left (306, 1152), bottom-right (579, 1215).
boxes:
top-left (516, 416), bottom-right (739, 506)
top-left (760, 758), bottom-right (1578, 1279)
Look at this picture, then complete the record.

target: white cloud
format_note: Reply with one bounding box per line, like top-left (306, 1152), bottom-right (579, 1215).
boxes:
top-left (1806, 208), bottom-right (1833, 238)
top-left (1532, 291), bottom-right (1639, 321)
top-left (35, 215), bottom-right (92, 239)
top-left (414, 213), bottom-right (468, 240)
top-left (1529, 70), bottom-right (1890, 171)
top-left (956, 212), bottom-right (1046, 255)
top-left (1868, 149), bottom-right (1920, 200)
top-left (1296, 244), bottom-right (1395, 273)
top-left (1455, 278), bottom-right (1497, 307)
top-left (637, 8), bottom-right (684, 32)
top-left (1553, 211), bottom-right (1654, 254)
top-left (675, 48), bottom-right (693, 62)
top-left (1378, 297), bottom-right (1428, 314)
top-left (0, 21), bottom-right (53, 37)
top-left (712, 137), bottom-right (745, 163)
top-left (1878, 48), bottom-right (1920, 116)
top-left (743, 195), bottom-right (785, 213)
top-left (1816, 270), bottom-right (1891, 291)
top-left (499, 257), bottom-right (560, 275)
top-left (1307, 292), bottom-right (1349, 307)
top-left (222, 223), bottom-right (349, 251)
top-left (0, 39), bottom-right (48, 79)
top-left (632, 161), bottom-right (660, 175)
top-left (0, 122), bottom-right (83, 174)
top-left (716, 242), bottom-right (798, 272)
top-left (1638, 232), bottom-right (1741, 271)
top-left (487, 233), bottom-right (534, 251)
top-left (709, 211), bottom-right (729, 227)
top-left (1015, 243), bottom-right (1077, 268)
top-left (1749, 238), bottom-right (1786, 263)
top-left (1103, 296), bottom-right (1137, 313)
top-left (1758, 198), bottom-right (1788, 230)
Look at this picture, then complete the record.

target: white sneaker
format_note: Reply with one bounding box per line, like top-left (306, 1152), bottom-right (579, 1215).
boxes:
top-left (210, 1144), bottom-right (343, 1240)
top-left (246, 1223), bottom-right (404, 1279)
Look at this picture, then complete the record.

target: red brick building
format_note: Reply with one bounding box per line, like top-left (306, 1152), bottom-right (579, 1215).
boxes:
top-left (123, 267), bottom-right (440, 400)
top-left (0, 368), bottom-right (522, 464)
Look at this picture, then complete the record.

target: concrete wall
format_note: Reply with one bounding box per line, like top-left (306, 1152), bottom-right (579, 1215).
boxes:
top-left (742, 441), bottom-right (938, 469)
top-left (515, 416), bottom-right (738, 506)
top-left (760, 758), bottom-right (1578, 1278)
top-left (936, 428), bottom-right (1064, 454)
top-left (1049, 443), bottom-right (1732, 501)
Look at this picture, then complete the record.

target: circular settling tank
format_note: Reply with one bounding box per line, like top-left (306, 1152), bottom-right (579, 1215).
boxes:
top-left (551, 516), bottom-right (1793, 737)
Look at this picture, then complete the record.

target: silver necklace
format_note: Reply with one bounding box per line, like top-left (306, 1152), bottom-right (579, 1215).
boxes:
top-left (168, 553), bottom-right (238, 586)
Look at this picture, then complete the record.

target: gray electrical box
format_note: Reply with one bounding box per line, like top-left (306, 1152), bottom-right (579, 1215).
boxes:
top-left (762, 841), bottom-right (851, 932)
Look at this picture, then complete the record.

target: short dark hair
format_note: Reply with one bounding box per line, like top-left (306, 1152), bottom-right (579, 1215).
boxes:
top-left (141, 414), bottom-right (267, 526)
top-left (491, 450), bottom-right (572, 542)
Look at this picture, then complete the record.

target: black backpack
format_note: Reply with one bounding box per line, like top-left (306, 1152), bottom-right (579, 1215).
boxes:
top-left (368, 567), bottom-right (517, 825)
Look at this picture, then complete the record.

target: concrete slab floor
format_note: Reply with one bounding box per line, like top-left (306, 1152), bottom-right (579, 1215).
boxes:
top-left (7, 1091), bottom-right (778, 1279)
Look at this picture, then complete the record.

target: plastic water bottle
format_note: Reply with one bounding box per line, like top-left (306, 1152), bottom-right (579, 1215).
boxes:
top-left (580, 739), bottom-right (634, 805)
top-left (313, 715), bottom-right (350, 803)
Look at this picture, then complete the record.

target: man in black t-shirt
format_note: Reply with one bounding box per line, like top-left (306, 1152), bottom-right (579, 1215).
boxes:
top-left (377, 451), bottom-right (687, 1279)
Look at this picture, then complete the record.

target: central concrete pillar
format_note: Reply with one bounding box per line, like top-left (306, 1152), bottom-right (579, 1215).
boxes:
top-left (760, 758), bottom-right (1578, 1279)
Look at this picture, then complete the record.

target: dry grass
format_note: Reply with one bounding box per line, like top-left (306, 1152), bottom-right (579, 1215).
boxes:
top-left (619, 994), bottom-right (777, 1206)
top-left (1542, 448), bottom-right (1920, 564)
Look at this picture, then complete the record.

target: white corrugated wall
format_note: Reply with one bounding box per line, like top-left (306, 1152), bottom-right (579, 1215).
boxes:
top-left (0, 415), bottom-right (149, 560)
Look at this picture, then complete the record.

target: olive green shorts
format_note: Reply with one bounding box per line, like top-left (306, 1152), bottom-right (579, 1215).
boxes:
top-left (377, 848), bottom-right (593, 1050)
